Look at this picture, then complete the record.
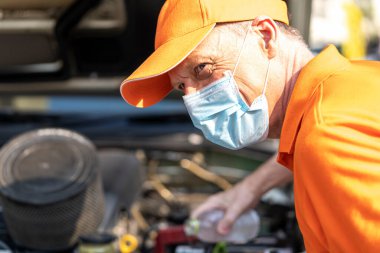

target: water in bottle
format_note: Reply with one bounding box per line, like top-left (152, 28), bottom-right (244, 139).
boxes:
top-left (184, 209), bottom-right (260, 244)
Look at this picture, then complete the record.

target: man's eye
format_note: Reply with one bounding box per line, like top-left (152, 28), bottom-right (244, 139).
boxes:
top-left (194, 63), bottom-right (213, 79)
top-left (178, 83), bottom-right (185, 91)
top-left (195, 63), bottom-right (206, 73)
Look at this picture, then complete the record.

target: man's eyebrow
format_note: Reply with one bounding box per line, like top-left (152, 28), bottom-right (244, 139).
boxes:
top-left (186, 51), bottom-right (212, 62)
top-left (178, 73), bottom-right (189, 78)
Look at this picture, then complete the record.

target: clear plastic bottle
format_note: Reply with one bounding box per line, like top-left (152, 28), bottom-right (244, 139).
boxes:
top-left (184, 209), bottom-right (260, 244)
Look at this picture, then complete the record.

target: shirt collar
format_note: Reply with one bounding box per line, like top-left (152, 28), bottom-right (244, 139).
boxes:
top-left (278, 45), bottom-right (350, 157)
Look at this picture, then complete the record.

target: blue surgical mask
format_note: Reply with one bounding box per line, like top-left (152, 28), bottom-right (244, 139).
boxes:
top-left (183, 68), bottom-right (269, 150)
top-left (182, 26), bottom-right (270, 150)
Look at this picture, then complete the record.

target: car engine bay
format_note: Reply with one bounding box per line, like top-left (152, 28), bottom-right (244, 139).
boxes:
top-left (0, 116), bottom-right (304, 253)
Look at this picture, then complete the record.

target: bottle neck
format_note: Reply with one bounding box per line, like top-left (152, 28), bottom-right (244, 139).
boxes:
top-left (184, 218), bottom-right (200, 236)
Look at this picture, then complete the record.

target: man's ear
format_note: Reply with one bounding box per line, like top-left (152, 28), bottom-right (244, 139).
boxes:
top-left (251, 16), bottom-right (278, 59)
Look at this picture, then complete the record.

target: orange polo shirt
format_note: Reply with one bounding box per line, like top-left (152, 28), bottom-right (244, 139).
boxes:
top-left (278, 45), bottom-right (380, 252)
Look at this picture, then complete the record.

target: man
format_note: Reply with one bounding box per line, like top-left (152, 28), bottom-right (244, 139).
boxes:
top-left (120, 0), bottom-right (380, 252)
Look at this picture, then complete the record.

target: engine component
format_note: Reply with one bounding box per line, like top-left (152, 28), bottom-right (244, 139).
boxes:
top-left (0, 128), bottom-right (105, 251)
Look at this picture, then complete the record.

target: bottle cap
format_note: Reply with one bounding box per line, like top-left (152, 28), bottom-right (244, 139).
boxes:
top-left (184, 219), bottom-right (200, 236)
top-left (79, 233), bottom-right (116, 244)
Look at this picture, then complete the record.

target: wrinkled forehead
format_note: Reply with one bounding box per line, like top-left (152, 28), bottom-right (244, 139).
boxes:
top-left (188, 24), bottom-right (243, 61)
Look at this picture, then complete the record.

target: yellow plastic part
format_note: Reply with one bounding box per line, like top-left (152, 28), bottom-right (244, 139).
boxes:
top-left (119, 234), bottom-right (138, 253)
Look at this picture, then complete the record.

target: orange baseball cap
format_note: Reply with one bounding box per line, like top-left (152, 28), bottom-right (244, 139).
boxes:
top-left (120, 0), bottom-right (289, 108)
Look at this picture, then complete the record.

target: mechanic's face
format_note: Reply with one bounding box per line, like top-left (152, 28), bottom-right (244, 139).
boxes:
top-left (168, 23), bottom-right (270, 105)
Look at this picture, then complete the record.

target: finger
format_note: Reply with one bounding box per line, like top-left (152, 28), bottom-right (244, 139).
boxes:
top-left (191, 202), bottom-right (221, 218)
top-left (191, 196), bottom-right (225, 218)
top-left (217, 204), bottom-right (244, 235)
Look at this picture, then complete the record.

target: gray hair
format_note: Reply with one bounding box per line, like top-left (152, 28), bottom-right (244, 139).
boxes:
top-left (216, 20), bottom-right (307, 46)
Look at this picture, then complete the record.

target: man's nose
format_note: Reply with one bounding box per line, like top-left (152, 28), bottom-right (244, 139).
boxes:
top-left (173, 77), bottom-right (198, 95)
top-left (183, 82), bottom-right (199, 95)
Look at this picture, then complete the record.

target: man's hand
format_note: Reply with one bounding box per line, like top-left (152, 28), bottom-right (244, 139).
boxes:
top-left (191, 177), bottom-right (261, 235)
top-left (191, 154), bottom-right (293, 235)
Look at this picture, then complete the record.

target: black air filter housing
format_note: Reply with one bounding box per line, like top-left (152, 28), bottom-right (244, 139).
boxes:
top-left (0, 128), bottom-right (105, 251)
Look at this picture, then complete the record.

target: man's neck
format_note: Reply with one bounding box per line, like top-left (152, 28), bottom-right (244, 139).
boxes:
top-left (268, 43), bottom-right (314, 139)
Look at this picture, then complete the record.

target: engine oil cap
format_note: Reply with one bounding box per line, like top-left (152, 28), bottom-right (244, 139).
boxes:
top-left (79, 233), bottom-right (117, 244)
top-left (79, 233), bottom-right (117, 253)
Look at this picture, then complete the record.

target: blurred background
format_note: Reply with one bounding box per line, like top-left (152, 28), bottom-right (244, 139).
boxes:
top-left (308, 0), bottom-right (380, 60)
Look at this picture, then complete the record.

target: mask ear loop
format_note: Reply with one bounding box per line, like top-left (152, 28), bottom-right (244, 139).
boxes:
top-left (232, 24), bottom-right (271, 95)
top-left (232, 24), bottom-right (271, 97)
top-left (232, 25), bottom-right (251, 76)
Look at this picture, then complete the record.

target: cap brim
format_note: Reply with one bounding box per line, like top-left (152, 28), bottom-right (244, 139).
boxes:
top-left (120, 23), bottom-right (216, 108)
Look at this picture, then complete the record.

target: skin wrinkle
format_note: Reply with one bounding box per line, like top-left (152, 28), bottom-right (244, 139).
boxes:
top-left (235, 31), bottom-right (268, 105)
top-left (170, 26), bottom-right (236, 93)
top-left (169, 17), bottom-right (314, 138)
top-left (233, 26), bottom-right (264, 104)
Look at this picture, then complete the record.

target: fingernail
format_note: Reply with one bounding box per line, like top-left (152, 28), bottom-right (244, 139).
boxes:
top-left (218, 224), bottom-right (230, 235)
